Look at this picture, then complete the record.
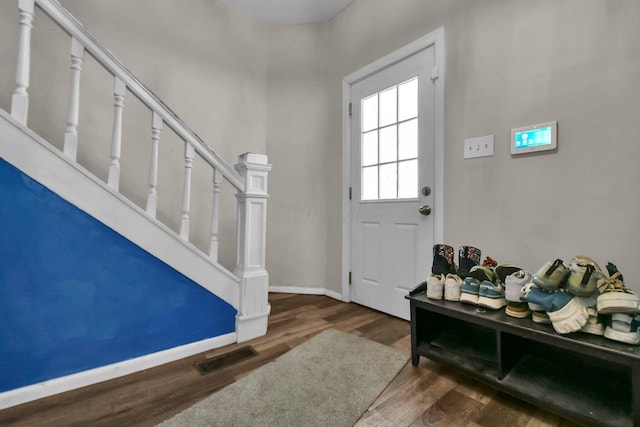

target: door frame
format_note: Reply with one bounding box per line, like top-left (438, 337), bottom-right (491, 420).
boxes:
top-left (341, 27), bottom-right (445, 302)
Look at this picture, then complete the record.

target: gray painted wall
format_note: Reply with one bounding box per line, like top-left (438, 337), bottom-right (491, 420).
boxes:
top-left (325, 0), bottom-right (640, 293)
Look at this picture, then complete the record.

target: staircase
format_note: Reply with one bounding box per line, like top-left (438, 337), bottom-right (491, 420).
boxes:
top-left (0, 0), bottom-right (270, 409)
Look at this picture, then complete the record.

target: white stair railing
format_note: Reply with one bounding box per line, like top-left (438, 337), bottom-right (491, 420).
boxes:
top-left (8, 0), bottom-right (271, 342)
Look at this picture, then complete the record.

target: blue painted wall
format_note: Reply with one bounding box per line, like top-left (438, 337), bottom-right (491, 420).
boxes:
top-left (0, 158), bottom-right (237, 393)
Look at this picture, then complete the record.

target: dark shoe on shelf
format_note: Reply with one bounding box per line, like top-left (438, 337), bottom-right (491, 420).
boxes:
top-left (432, 244), bottom-right (457, 275)
top-left (458, 246), bottom-right (481, 279)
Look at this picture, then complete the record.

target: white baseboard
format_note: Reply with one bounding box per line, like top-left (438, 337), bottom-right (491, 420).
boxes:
top-left (0, 333), bottom-right (236, 410)
top-left (269, 286), bottom-right (346, 302)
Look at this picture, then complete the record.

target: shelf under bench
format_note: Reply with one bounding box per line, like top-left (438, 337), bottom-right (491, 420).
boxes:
top-left (407, 292), bottom-right (640, 427)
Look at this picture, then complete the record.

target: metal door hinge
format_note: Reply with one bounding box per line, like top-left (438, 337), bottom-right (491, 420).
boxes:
top-left (349, 187), bottom-right (352, 200)
top-left (431, 65), bottom-right (439, 82)
top-left (348, 102), bottom-right (352, 117)
top-left (349, 271), bottom-right (352, 284)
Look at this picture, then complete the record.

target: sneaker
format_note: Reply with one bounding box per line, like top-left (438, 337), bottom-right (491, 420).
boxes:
top-left (506, 302), bottom-right (531, 318)
top-left (597, 270), bottom-right (640, 314)
top-left (581, 307), bottom-right (606, 336)
top-left (505, 270), bottom-right (531, 302)
top-left (494, 264), bottom-right (523, 286)
top-left (460, 277), bottom-right (480, 305)
top-left (432, 244), bottom-right (457, 275)
top-left (521, 286), bottom-right (588, 334)
top-left (604, 313), bottom-right (640, 345)
top-left (532, 259), bottom-right (569, 291)
top-left (531, 311), bottom-right (552, 324)
top-left (478, 281), bottom-right (507, 310)
top-left (468, 265), bottom-right (497, 283)
top-left (520, 282), bottom-right (547, 312)
top-left (567, 256), bottom-right (604, 297)
top-left (458, 246), bottom-right (481, 278)
top-left (444, 274), bottom-right (463, 302)
top-left (426, 274), bottom-right (444, 300)
top-left (605, 262), bottom-right (623, 281)
top-left (504, 270), bottom-right (532, 318)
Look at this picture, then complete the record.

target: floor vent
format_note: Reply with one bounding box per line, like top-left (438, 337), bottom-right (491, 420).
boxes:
top-left (194, 346), bottom-right (258, 375)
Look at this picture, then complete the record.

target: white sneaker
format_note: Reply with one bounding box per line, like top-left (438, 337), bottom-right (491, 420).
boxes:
top-left (426, 274), bottom-right (444, 300)
top-left (581, 307), bottom-right (605, 336)
top-left (604, 313), bottom-right (640, 345)
top-left (546, 298), bottom-right (588, 334)
top-left (444, 274), bottom-right (462, 301)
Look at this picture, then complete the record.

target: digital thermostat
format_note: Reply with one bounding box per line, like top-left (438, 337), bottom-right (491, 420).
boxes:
top-left (511, 121), bottom-right (557, 155)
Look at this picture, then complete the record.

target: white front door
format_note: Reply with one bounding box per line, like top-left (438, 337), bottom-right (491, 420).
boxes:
top-left (346, 33), bottom-right (443, 320)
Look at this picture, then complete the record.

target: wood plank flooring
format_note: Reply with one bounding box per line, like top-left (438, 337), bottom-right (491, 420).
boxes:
top-left (0, 293), bottom-right (581, 426)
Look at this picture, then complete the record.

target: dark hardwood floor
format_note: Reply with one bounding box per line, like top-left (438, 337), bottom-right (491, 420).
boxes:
top-left (0, 293), bottom-right (580, 426)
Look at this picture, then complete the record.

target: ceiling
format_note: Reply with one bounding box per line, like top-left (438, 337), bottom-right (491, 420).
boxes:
top-left (217, 0), bottom-right (355, 25)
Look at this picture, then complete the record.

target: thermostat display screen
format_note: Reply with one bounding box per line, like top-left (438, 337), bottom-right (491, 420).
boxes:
top-left (511, 121), bottom-right (557, 155)
top-left (514, 126), bottom-right (552, 149)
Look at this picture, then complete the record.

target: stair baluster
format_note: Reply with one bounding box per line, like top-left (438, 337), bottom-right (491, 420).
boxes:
top-left (180, 143), bottom-right (195, 240)
top-left (146, 112), bottom-right (162, 218)
top-left (107, 77), bottom-right (126, 191)
top-left (11, 0), bottom-right (34, 126)
top-left (209, 169), bottom-right (223, 261)
top-left (63, 37), bottom-right (84, 161)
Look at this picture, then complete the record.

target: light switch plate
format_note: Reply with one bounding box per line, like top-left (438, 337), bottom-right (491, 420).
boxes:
top-left (464, 135), bottom-right (494, 159)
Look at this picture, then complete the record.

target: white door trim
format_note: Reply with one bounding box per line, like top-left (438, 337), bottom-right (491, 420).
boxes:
top-left (341, 27), bottom-right (445, 302)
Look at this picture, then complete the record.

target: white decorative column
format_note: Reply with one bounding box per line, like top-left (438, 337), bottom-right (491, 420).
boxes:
top-left (234, 153), bottom-right (271, 342)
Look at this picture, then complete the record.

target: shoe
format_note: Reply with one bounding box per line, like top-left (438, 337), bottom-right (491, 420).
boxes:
top-left (574, 293), bottom-right (598, 310)
top-left (504, 270), bottom-right (531, 318)
top-left (431, 244), bottom-right (457, 275)
top-left (506, 302), bottom-right (531, 318)
top-left (606, 262), bottom-right (623, 281)
top-left (521, 286), bottom-right (587, 334)
top-left (532, 259), bottom-right (569, 291)
top-left (458, 246), bottom-right (481, 278)
top-left (567, 256), bottom-right (604, 297)
top-left (426, 274), bottom-right (444, 300)
top-left (531, 311), bottom-right (552, 324)
top-left (604, 313), bottom-right (640, 345)
top-left (481, 256), bottom-right (498, 268)
top-left (459, 277), bottom-right (480, 305)
top-left (494, 264), bottom-right (523, 286)
top-left (581, 307), bottom-right (606, 336)
top-left (575, 294), bottom-right (602, 335)
top-left (468, 265), bottom-right (497, 283)
top-left (520, 282), bottom-right (546, 312)
top-left (466, 266), bottom-right (498, 308)
top-left (597, 268), bottom-right (640, 314)
top-left (444, 274), bottom-right (462, 302)
top-left (478, 281), bottom-right (507, 310)
top-left (547, 298), bottom-right (589, 334)
top-left (505, 270), bottom-right (531, 302)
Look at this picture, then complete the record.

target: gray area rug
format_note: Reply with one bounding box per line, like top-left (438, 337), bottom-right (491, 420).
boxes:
top-left (157, 328), bottom-right (408, 427)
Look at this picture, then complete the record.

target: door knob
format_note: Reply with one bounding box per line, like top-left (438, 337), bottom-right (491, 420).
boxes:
top-left (419, 205), bottom-right (432, 216)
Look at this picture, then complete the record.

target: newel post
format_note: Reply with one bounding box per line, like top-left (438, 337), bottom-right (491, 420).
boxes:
top-left (234, 153), bottom-right (271, 342)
